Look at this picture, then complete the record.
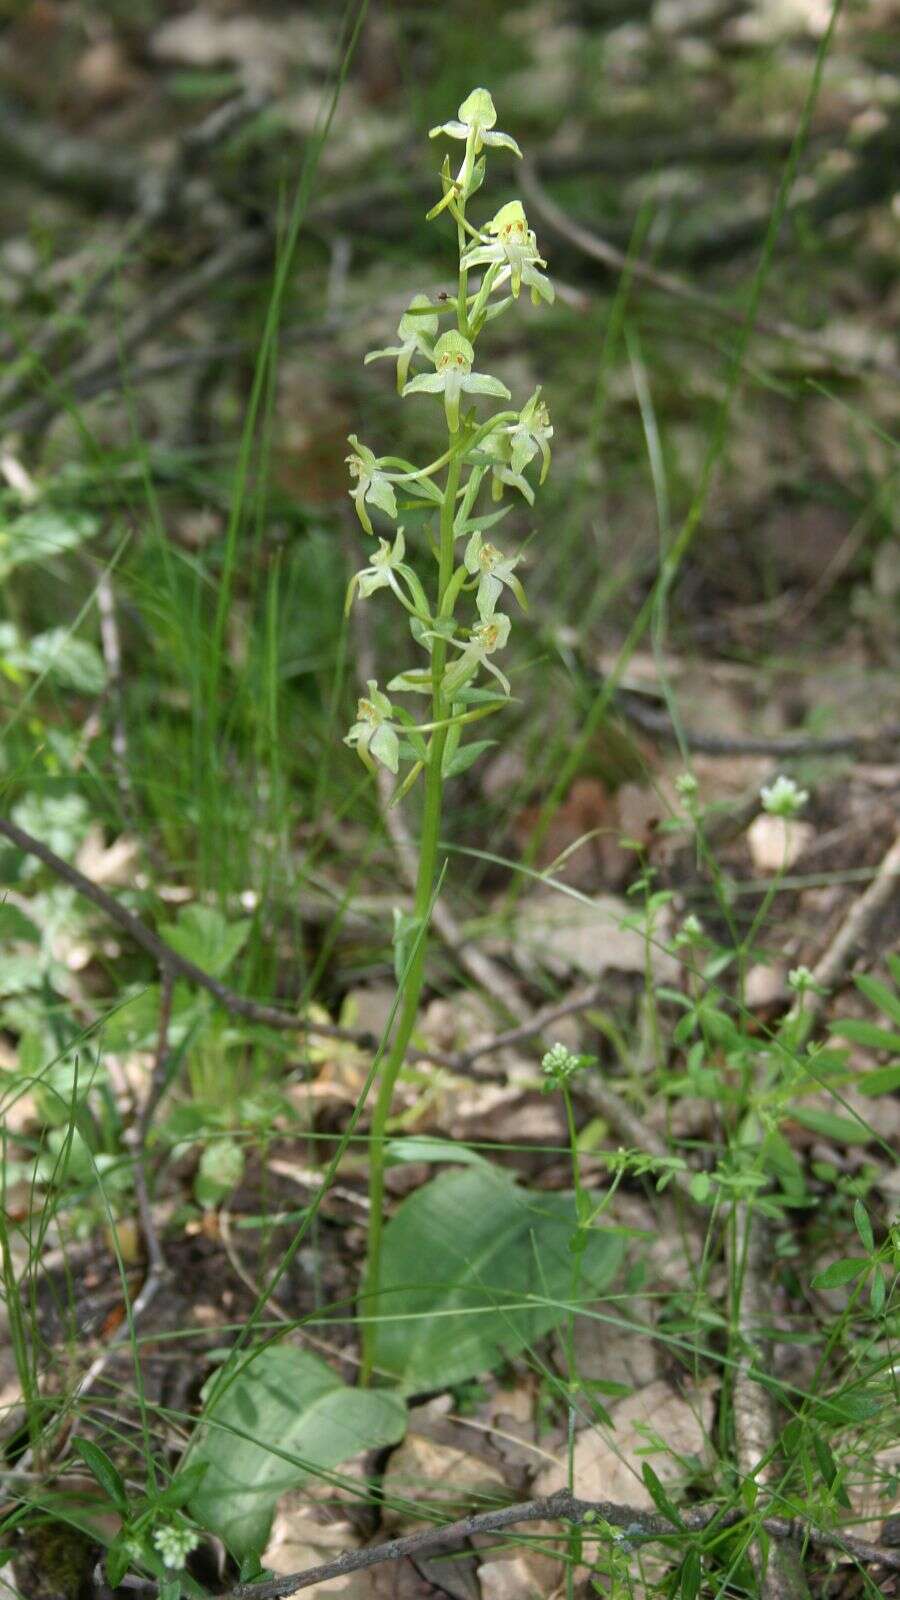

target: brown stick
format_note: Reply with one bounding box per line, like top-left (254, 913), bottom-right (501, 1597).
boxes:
top-left (520, 163), bottom-right (900, 385)
top-left (0, 815), bottom-right (373, 1049)
top-left (218, 1486), bottom-right (900, 1600)
top-left (792, 827), bottom-right (900, 1033)
top-left (731, 1215), bottom-right (812, 1600)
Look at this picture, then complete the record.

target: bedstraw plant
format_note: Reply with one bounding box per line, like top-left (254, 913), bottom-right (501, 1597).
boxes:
top-left (343, 88), bottom-right (555, 1378)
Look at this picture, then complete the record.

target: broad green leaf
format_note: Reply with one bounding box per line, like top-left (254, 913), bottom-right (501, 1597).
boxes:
top-left (0, 903), bottom-right (39, 942)
top-left (853, 1199), bottom-right (874, 1254)
top-left (680, 1546), bottom-right (702, 1600)
top-left (858, 1064), bottom-right (900, 1095)
top-left (385, 1136), bottom-right (493, 1170)
top-left (442, 739), bottom-right (496, 779)
top-left (194, 1138), bottom-right (244, 1209)
top-left (642, 1462), bottom-right (684, 1528)
top-left (369, 1168), bottom-right (624, 1393)
top-left (188, 1346), bottom-right (406, 1557)
top-left (790, 1106), bottom-right (872, 1146)
top-left (809, 1390), bottom-right (880, 1425)
top-left (72, 1438), bottom-right (128, 1512)
top-left (105, 1536), bottom-right (134, 1589)
top-left (0, 508), bottom-right (99, 579)
top-left (9, 629), bottom-right (105, 693)
top-left (829, 1019), bottom-right (900, 1053)
top-left (100, 983), bottom-right (200, 1053)
top-left (12, 792), bottom-right (92, 867)
top-left (154, 1462), bottom-right (209, 1511)
top-left (811, 1257), bottom-right (867, 1289)
top-left (854, 975), bottom-right (900, 1028)
top-left (159, 904), bottom-right (250, 978)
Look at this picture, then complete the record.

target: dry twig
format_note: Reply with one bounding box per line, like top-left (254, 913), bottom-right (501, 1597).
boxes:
top-left (218, 1486), bottom-right (900, 1600)
top-left (795, 827), bottom-right (900, 1032)
top-left (521, 164), bottom-right (899, 384)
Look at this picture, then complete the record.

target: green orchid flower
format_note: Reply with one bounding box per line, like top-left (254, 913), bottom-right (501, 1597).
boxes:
top-left (345, 530), bottom-right (430, 620)
top-left (364, 295), bottom-right (441, 394)
top-left (346, 436), bottom-right (398, 534)
top-left (442, 611), bottom-right (512, 698)
top-left (464, 530), bottom-right (527, 621)
top-left (477, 429), bottom-right (535, 505)
top-left (462, 201), bottom-right (554, 305)
top-left (345, 529), bottom-right (415, 612)
top-left (508, 387), bottom-right (553, 481)
top-left (345, 681), bottom-right (400, 774)
top-left (430, 88), bottom-right (522, 198)
top-left (403, 330), bottom-right (511, 434)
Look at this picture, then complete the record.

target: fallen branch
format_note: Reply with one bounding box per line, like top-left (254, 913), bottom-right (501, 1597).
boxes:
top-left (0, 815), bottom-right (373, 1049)
top-left (731, 1215), bottom-right (812, 1600)
top-left (615, 694), bottom-right (900, 760)
top-left (792, 826), bottom-right (900, 1034)
top-left (3, 231), bottom-right (266, 439)
top-left (218, 1486), bottom-right (900, 1600)
top-left (521, 164), bottom-right (899, 385)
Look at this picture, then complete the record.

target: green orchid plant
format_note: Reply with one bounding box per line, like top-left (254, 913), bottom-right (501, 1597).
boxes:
top-left (343, 89), bottom-right (554, 1381)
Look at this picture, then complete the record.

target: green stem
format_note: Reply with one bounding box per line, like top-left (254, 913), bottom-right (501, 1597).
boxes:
top-left (361, 449), bottom-right (461, 1384)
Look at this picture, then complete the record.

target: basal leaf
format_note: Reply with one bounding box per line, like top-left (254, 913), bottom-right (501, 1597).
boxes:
top-left (369, 1167), bottom-right (624, 1393)
top-left (159, 904), bottom-right (250, 978)
top-left (0, 508), bottom-right (99, 579)
top-left (188, 1347), bottom-right (406, 1558)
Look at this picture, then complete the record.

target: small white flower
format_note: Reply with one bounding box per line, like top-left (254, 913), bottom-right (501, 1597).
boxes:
top-left (442, 612), bottom-right (512, 698)
top-left (760, 775), bottom-right (809, 819)
top-left (345, 681), bottom-right (401, 775)
top-left (152, 1523), bottom-right (199, 1572)
top-left (464, 530), bottom-right (526, 621)
top-left (788, 965), bottom-right (825, 998)
top-left (541, 1042), bottom-right (588, 1088)
top-left (345, 436), bottom-right (398, 534)
top-left (674, 913), bottom-right (704, 949)
top-left (364, 295), bottom-right (440, 393)
top-left (403, 330), bottom-right (510, 434)
top-left (675, 771), bottom-right (699, 802)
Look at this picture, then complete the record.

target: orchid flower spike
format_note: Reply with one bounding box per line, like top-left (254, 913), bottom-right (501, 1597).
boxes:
top-left (364, 295), bottom-right (440, 394)
top-left (345, 682), bottom-right (401, 774)
top-left (430, 88), bottom-right (522, 198)
top-left (403, 330), bottom-right (510, 434)
top-left (464, 531), bottom-right (527, 621)
top-left (346, 436), bottom-right (398, 534)
top-left (463, 201), bottom-right (554, 305)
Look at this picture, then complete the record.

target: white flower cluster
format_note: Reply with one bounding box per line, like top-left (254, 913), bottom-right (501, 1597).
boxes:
top-left (760, 774), bottom-right (809, 818)
top-left (152, 1523), bottom-right (200, 1571)
top-left (541, 1042), bottom-right (589, 1089)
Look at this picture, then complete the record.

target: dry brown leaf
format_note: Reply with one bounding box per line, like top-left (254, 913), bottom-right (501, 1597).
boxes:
top-left (557, 1297), bottom-right (660, 1392)
top-left (477, 1555), bottom-right (551, 1600)
top-left (534, 1377), bottom-right (717, 1511)
top-left (503, 889), bottom-right (677, 983)
top-left (75, 827), bottom-right (141, 887)
top-left (381, 1416), bottom-right (507, 1535)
